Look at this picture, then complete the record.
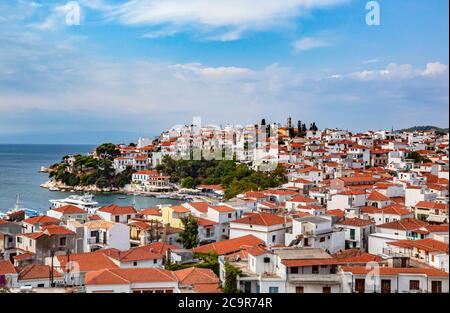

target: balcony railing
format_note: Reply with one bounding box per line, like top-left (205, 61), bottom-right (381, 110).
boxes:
top-left (87, 237), bottom-right (106, 245)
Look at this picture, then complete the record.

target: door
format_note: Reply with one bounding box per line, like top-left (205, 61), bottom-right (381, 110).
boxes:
top-left (432, 281), bottom-right (442, 293)
top-left (323, 287), bottom-right (331, 294)
top-left (355, 279), bottom-right (365, 293)
top-left (296, 286), bottom-right (304, 293)
top-left (381, 279), bottom-right (391, 293)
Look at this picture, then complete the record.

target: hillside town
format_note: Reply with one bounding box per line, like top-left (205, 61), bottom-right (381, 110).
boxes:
top-left (1, 118), bottom-right (449, 294)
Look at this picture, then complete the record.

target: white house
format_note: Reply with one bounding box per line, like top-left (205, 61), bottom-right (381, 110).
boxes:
top-left (336, 218), bottom-right (375, 251)
top-left (230, 212), bottom-right (292, 246)
top-left (84, 268), bottom-right (179, 293)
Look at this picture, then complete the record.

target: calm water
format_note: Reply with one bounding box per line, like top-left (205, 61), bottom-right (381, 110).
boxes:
top-left (0, 144), bottom-right (181, 213)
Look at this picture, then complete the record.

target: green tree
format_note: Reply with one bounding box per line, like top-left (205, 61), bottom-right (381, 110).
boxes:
top-left (223, 262), bottom-right (242, 293)
top-left (181, 176), bottom-right (195, 188)
top-left (96, 143), bottom-right (120, 159)
top-left (178, 215), bottom-right (200, 249)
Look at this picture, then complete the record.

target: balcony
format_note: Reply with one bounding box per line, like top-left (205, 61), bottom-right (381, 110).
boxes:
top-left (288, 274), bottom-right (341, 284)
top-left (87, 237), bottom-right (106, 245)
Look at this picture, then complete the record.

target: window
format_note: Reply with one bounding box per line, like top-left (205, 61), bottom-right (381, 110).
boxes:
top-left (115, 215), bottom-right (120, 222)
top-left (432, 281), bottom-right (442, 293)
top-left (355, 279), bottom-right (365, 293)
top-left (323, 287), bottom-right (331, 294)
top-left (295, 286), bottom-right (304, 293)
top-left (268, 287), bottom-right (279, 293)
top-left (37, 284), bottom-right (45, 288)
top-left (59, 237), bottom-right (67, 246)
top-left (409, 280), bottom-right (420, 291)
top-left (154, 259), bottom-right (158, 264)
top-left (263, 257), bottom-right (270, 263)
top-left (320, 237), bottom-right (325, 242)
top-left (291, 267), bottom-right (299, 274)
top-left (272, 235), bottom-right (276, 243)
top-left (312, 265), bottom-right (319, 274)
top-left (350, 229), bottom-right (356, 240)
top-left (228, 213), bottom-right (232, 218)
top-left (133, 261), bottom-right (138, 267)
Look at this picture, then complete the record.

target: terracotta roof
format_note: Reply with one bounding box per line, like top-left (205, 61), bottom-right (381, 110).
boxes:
top-left (333, 249), bottom-right (383, 263)
top-left (57, 252), bottom-right (119, 272)
top-left (196, 217), bottom-right (218, 226)
top-left (381, 204), bottom-right (412, 216)
top-left (247, 246), bottom-right (270, 257)
top-left (84, 220), bottom-right (117, 229)
top-left (387, 238), bottom-right (449, 253)
top-left (415, 201), bottom-right (448, 211)
top-left (231, 212), bottom-right (290, 227)
top-left (0, 260), bottom-right (17, 275)
top-left (140, 208), bottom-right (162, 216)
top-left (425, 224), bottom-right (449, 233)
top-left (337, 189), bottom-right (366, 196)
top-left (209, 205), bottom-right (235, 213)
top-left (18, 264), bottom-right (62, 280)
top-left (51, 205), bottom-right (86, 214)
top-left (289, 195), bottom-right (317, 203)
top-left (117, 245), bottom-right (164, 262)
top-left (144, 242), bottom-right (177, 255)
top-left (337, 218), bottom-right (374, 227)
top-left (188, 202), bottom-right (209, 213)
top-left (98, 204), bottom-right (137, 215)
top-left (367, 191), bottom-right (390, 202)
top-left (361, 206), bottom-right (382, 214)
top-left (41, 225), bottom-right (75, 236)
top-left (174, 267), bottom-right (220, 286)
top-left (85, 268), bottom-right (177, 285)
top-left (171, 205), bottom-right (191, 213)
top-left (22, 215), bottom-right (61, 225)
top-left (341, 266), bottom-right (448, 277)
top-left (326, 209), bottom-right (345, 219)
top-left (377, 218), bottom-right (428, 231)
top-left (193, 235), bottom-right (265, 255)
top-left (13, 252), bottom-right (35, 261)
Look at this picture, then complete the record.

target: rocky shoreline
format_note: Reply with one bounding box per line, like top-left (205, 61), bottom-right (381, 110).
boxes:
top-left (40, 179), bottom-right (127, 193)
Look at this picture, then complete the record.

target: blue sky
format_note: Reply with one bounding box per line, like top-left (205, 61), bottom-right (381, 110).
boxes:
top-left (0, 0), bottom-right (448, 144)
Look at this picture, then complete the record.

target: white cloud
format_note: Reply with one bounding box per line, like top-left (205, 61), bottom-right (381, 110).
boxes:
top-left (106, 0), bottom-right (349, 40)
top-left (362, 58), bottom-right (380, 64)
top-left (292, 37), bottom-right (332, 53)
top-left (422, 62), bottom-right (449, 77)
top-left (349, 63), bottom-right (449, 81)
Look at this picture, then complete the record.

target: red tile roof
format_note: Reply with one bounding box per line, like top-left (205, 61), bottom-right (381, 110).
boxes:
top-left (337, 218), bottom-right (374, 227)
top-left (18, 264), bottom-right (62, 280)
top-left (231, 212), bottom-right (290, 227)
top-left (209, 205), bottom-right (235, 213)
top-left (367, 191), bottom-right (390, 202)
top-left (0, 260), bottom-right (17, 275)
top-left (52, 205), bottom-right (86, 214)
top-left (98, 204), bottom-right (137, 215)
top-left (377, 218), bottom-right (428, 231)
top-left (387, 238), bottom-right (449, 253)
top-left (415, 201), bottom-right (448, 211)
top-left (193, 235), bottom-right (265, 255)
top-left (289, 195), bottom-right (317, 203)
top-left (341, 266), bottom-right (448, 277)
top-left (187, 202), bottom-right (209, 213)
top-left (57, 251), bottom-right (119, 272)
top-left (22, 215), bottom-right (61, 225)
top-left (85, 268), bottom-right (177, 285)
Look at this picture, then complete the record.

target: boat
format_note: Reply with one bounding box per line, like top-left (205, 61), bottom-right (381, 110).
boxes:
top-left (6, 195), bottom-right (39, 218)
top-left (49, 193), bottom-right (100, 214)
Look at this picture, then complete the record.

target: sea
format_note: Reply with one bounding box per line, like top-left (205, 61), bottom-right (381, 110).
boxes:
top-left (0, 144), bottom-right (182, 213)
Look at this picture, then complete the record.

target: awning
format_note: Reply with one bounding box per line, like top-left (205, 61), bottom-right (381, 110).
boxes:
top-left (427, 215), bottom-right (448, 223)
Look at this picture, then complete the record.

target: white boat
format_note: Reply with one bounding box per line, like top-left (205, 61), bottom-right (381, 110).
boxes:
top-left (6, 195), bottom-right (39, 218)
top-left (49, 193), bottom-right (100, 214)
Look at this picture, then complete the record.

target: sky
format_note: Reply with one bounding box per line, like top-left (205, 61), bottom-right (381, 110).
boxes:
top-left (0, 0), bottom-right (448, 144)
